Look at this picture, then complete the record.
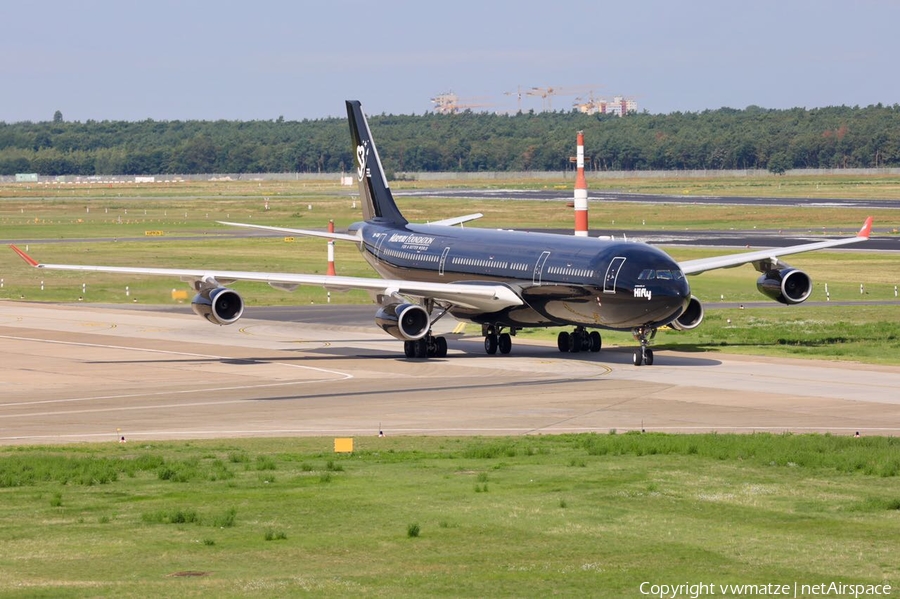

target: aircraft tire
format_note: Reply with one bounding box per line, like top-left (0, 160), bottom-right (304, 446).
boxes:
top-left (498, 333), bottom-right (512, 355)
top-left (435, 336), bottom-right (448, 358)
top-left (589, 331), bottom-right (602, 352)
top-left (644, 349), bottom-right (654, 366)
top-left (404, 340), bottom-right (415, 358)
top-left (557, 332), bottom-right (570, 352)
top-left (484, 334), bottom-right (498, 355)
top-left (569, 332), bottom-right (581, 353)
top-left (633, 348), bottom-right (643, 366)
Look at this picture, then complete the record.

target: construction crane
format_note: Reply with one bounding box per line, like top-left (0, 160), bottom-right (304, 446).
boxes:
top-left (526, 85), bottom-right (601, 112)
top-left (503, 86), bottom-right (524, 112)
top-left (573, 90), bottom-right (602, 114)
top-left (430, 92), bottom-right (494, 115)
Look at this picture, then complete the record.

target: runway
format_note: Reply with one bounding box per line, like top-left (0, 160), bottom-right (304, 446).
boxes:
top-left (395, 188), bottom-right (900, 251)
top-left (1, 302), bottom-right (899, 445)
top-left (397, 187), bottom-right (900, 210)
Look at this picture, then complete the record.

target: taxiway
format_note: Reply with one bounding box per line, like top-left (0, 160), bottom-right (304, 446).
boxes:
top-left (1, 302), bottom-right (898, 445)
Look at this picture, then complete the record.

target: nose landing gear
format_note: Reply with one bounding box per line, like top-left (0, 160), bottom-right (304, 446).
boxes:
top-left (631, 326), bottom-right (657, 366)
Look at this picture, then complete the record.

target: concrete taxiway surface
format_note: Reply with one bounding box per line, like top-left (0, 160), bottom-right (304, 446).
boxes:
top-left (1, 302), bottom-right (899, 445)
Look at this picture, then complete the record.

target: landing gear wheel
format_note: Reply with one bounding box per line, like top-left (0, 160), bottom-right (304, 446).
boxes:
top-left (404, 340), bottom-right (415, 358)
top-left (631, 326), bottom-right (657, 366)
top-left (589, 331), bottom-right (602, 353)
top-left (484, 334), bottom-right (498, 355)
top-left (557, 331), bottom-right (570, 352)
top-left (414, 338), bottom-right (428, 359)
top-left (498, 332), bottom-right (512, 355)
top-left (435, 336), bottom-right (448, 358)
top-left (633, 348), bottom-right (643, 366)
top-left (569, 331), bottom-right (582, 353)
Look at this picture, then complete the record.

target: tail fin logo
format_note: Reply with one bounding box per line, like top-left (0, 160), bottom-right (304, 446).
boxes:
top-left (356, 142), bottom-right (369, 181)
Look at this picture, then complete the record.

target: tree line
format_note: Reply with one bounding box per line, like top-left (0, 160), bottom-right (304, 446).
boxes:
top-left (2, 104), bottom-right (899, 176)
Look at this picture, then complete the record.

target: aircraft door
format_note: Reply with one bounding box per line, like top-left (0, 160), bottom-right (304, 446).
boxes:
top-left (373, 233), bottom-right (388, 263)
top-left (533, 251), bottom-right (551, 285)
top-left (604, 256), bottom-right (626, 294)
top-left (439, 246), bottom-right (450, 276)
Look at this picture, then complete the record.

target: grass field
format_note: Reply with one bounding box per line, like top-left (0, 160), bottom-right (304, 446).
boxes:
top-left (0, 434), bottom-right (898, 597)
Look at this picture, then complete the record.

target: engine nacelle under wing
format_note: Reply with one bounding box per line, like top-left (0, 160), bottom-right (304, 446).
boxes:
top-left (756, 268), bottom-right (812, 305)
top-left (669, 295), bottom-right (704, 331)
top-left (191, 287), bottom-right (244, 325)
top-left (375, 303), bottom-right (430, 341)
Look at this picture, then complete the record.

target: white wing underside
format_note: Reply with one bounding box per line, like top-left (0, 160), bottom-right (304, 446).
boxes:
top-left (24, 262), bottom-right (523, 312)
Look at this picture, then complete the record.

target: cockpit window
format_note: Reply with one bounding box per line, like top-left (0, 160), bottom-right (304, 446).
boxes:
top-left (638, 269), bottom-right (685, 281)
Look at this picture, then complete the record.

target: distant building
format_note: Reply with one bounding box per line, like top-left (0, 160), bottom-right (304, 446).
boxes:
top-left (15, 173), bottom-right (38, 182)
top-left (575, 96), bottom-right (637, 117)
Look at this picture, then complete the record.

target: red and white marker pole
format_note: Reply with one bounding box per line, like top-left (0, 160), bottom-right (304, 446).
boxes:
top-left (574, 131), bottom-right (588, 236)
top-left (327, 219), bottom-right (336, 276)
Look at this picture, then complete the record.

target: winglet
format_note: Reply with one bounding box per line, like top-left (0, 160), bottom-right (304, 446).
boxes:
top-left (858, 216), bottom-right (873, 239)
top-left (9, 244), bottom-right (41, 267)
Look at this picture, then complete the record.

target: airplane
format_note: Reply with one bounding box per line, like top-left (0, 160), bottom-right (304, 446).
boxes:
top-left (10, 100), bottom-right (873, 366)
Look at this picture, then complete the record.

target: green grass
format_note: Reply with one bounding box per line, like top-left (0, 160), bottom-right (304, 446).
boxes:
top-left (2, 177), bottom-right (899, 235)
top-left (0, 435), bottom-right (898, 597)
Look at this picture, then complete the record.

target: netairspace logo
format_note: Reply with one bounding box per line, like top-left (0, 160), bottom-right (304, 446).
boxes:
top-left (639, 581), bottom-right (892, 598)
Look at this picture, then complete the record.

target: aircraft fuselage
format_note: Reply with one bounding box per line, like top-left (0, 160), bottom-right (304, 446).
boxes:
top-left (351, 219), bottom-right (692, 331)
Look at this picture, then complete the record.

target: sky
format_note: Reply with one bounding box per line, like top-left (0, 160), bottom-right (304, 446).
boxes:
top-left (2, 0), bottom-right (899, 122)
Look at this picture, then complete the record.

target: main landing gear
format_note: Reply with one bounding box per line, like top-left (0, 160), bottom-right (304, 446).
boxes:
top-left (632, 326), bottom-right (657, 366)
top-left (482, 324), bottom-right (515, 355)
top-left (403, 333), bottom-right (448, 359)
top-left (557, 327), bottom-right (602, 354)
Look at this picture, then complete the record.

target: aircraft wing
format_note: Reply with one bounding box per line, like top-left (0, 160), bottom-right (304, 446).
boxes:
top-left (679, 217), bottom-right (873, 275)
top-left (9, 245), bottom-right (523, 313)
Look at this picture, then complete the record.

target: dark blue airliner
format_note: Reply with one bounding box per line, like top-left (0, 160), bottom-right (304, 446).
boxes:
top-left (11, 101), bottom-right (872, 365)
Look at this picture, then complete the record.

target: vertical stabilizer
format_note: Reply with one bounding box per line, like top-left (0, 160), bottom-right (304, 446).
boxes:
top-left (346, 100), bottom-right (408, 225)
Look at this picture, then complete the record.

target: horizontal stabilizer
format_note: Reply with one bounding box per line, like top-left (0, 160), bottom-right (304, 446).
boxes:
top-left (429, 213), bottom-right (484, 227)
top-left (217, 221), bottom-right (360, 242)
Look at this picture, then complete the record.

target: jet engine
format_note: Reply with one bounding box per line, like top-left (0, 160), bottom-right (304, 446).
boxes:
top-left (191, 287), bottom-right (244, 325)
top-left (756, 268), bottom-right (812, 305)
top-left (375, 303), bottom-right (430, 341)
top-left (669, 295), bottom-right (704, 331)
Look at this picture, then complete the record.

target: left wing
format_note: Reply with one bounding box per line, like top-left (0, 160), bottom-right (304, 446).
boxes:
top-left (8, 245), bottom-right (523, 313)
top-left (679, 217), bottom-right (873, 275)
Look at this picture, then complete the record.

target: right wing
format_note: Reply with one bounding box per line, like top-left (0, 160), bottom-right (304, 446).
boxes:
top-left (9, 245), bottom-right (523, 313)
